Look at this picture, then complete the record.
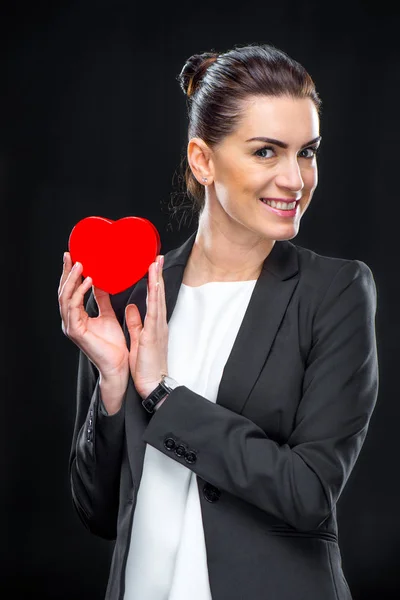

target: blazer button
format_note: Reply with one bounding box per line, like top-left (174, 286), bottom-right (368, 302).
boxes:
top-left (184, 451), bottom-right (197, 464)
top-left (203, 483), bottom-right (221, 503)
top-left (174, 444), bottom-right (186, 458)
top-left (164, 437), bottom-right (176, 451)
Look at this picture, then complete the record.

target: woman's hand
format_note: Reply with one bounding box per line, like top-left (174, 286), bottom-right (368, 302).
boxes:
top-left (125, 255), bottom-right (169, 400)
top-left (58, 253), bottom-right (130, 385)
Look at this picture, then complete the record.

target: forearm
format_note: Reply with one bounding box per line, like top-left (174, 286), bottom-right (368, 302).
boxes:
top-left (70, 358), bottom-right (127, 539)
top-left (143, 261), bottom-right (379, 532)
top-left (143, 387), bottom-right (330, 531)
top-left (99, 370), bottom-right (129, 415)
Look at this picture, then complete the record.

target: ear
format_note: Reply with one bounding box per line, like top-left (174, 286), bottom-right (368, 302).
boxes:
top-left (187, 138), bottom-right (214, 185)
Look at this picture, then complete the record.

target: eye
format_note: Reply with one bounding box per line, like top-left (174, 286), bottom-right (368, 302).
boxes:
top-left (298, 146), bottom-right (320, 159)
top-left (254, 146), bottom-right (275, 159)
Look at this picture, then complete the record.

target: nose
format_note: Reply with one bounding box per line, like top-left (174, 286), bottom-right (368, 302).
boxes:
top-left (275, 157), bottom-right (304, 193)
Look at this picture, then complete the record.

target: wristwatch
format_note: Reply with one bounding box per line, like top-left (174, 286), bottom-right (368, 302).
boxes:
top-left (141, 375), bottom-right (180, 414)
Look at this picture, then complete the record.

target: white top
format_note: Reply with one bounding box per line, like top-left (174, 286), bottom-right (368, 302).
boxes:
top-left (124, 279), bottom-right (257, 600)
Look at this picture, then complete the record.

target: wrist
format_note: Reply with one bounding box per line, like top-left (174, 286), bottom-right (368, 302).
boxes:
top-left (99, 372), bottom-right (129, 415)
top-left (139, 383), bottom-right (161, 400)
top-left (141, 375), bottom-right (180, 414)
top-left (99, 368), bottom-right (129, 390)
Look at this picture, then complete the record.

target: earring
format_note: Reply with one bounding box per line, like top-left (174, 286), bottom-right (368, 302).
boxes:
top-left (202, 177), bottom-right (208, 183)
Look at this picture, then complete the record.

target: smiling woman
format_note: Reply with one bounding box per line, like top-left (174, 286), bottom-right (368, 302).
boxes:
top-left (63, 42), bottom-right (379, 600)
top-left (188, 95), bottom-right (321, 249)
top-left (174, 47), bottom-right (324, 285)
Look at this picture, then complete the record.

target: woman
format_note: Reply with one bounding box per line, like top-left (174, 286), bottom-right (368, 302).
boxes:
top-left (58, 44), bottom-right (379, 600)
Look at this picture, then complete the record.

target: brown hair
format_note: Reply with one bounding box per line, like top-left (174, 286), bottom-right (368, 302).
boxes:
top-left (168, 43), bottom-right (321, 228)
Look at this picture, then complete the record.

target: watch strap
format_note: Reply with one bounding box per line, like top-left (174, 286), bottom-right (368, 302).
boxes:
top-left (141, 375), bottom-right (178, 414)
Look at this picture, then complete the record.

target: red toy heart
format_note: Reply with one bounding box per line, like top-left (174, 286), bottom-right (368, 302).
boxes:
top-left (68, 216), bottom-right (161, 294)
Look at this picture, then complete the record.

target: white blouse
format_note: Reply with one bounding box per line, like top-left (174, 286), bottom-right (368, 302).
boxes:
top-left (124, 279), bottom-right (257, 600)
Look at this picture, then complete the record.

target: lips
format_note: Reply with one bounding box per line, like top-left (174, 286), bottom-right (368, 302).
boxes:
top-left (259, 197), bottom-right (299, 217)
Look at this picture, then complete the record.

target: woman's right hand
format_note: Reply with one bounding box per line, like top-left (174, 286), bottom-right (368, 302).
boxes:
top-left (58, 252), bottom-right (130, 390)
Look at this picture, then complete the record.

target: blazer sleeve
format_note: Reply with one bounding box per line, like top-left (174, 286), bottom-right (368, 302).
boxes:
top-left (68, 291), bottom-right (128, 540)
top-left (142, 259), bottom-right (379, 532)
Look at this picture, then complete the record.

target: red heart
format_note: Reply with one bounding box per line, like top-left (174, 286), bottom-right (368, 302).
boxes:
top-left (68, 216), bottom-right (161, 294)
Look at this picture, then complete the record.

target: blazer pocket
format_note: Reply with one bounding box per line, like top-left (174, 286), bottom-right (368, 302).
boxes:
top-left (266, 525), bottom-right (338, 544)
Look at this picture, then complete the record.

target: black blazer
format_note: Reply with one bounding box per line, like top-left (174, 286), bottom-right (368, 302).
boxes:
top-left (69, 230), bottom-right (379, 600)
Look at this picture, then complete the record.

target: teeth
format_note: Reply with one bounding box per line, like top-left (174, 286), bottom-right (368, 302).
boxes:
top-left (261, 199), bottom-right (297, 210)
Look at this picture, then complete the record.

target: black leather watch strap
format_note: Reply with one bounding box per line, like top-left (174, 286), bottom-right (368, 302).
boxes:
top-left (141, 381), bottom-right (170, 414)
top-left (141, 375), bottom-right (179, 414)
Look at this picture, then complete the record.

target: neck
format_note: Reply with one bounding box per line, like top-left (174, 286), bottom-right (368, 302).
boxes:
top-left (185, 208), bottom-right (275, 284)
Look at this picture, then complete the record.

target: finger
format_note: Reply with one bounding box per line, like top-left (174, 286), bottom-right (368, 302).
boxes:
top-left (59, 259), bottom-right (85, 326)
top-left (155, 257), bottom-right (166, 330)
top-left (143, 261), bottom-right (159, 338)
top-left (59, 259), bottom-right (83, 300)
top-left (157, 258), bottom-right (168, 375)
top-left (92, 286), bottom-right (115, 318)
top-left (158, 257), bottom-right (167, 327)
top-left (125, 303), bottom-right (142, 334)
top-left (65, 273), bottom-right (93, 337)
top-left (58, 252), bottom-right (74, 298)
top-left (125, 304), bottom-right (141, 372)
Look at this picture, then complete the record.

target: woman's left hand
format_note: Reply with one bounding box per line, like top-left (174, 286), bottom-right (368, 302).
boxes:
top-left (125, 255), bottom-right (169, 400)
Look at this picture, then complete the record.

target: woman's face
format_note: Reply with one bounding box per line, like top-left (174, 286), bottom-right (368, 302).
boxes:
top-left (206, 95), bottom-right (320, 242)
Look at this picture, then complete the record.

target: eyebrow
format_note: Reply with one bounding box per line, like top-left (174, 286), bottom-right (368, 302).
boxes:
top-left (245, 136), bottom-right (322, 149)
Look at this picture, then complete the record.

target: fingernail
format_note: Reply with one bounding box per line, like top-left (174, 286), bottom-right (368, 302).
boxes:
top-left (160, 255), bottom-right (164, 268)
top-left (63, 253), bottom-right (67, 264)
top-left (155, 261), bottom-right (159, 273)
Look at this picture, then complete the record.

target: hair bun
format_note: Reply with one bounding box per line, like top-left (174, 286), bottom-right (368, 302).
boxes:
top-left (178, 52), bottom-right (219, 98)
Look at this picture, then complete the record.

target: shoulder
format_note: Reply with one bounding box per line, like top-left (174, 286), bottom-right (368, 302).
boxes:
top-left (289, 241), bottom-right (377, 310)
top-left (292, 241), bottom-right (375, 287)
top-left (293, 241), bottom-right (372, 277)
top-left (282, 244), bottom-right (378, 355)
top-left (281, 241), bottom-right (377, 319)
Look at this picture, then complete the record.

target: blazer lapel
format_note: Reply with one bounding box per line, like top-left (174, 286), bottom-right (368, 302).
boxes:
top-left (216, 243), bottom-right (299, 414)
top-left (161, 229), bottom-right (300, 415)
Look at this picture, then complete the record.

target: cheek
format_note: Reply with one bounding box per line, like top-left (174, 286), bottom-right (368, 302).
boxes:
top-left (218, 171), bottom-right (250, 199)
top-left (216, 156), bottom-right (264, 193)
top-left (302, 165), bottom-right (318, 192)
top-left (231, 167), bottom-right (273, 198)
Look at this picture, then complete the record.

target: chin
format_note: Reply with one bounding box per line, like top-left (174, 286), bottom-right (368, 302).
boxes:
top-left (261, 223), bottom-right (300, 242)
top-left (282, 230), bottom-right (300, 241)
top-left (273, 231), bottom-right (298, 242)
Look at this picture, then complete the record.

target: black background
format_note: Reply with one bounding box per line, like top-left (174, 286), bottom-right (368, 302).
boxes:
top-left (1, 0), bottom-right (399, 598)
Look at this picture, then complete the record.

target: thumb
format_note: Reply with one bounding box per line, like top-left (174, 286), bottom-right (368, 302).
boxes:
top-left (125, 304), bottom-right (142, 337)
top-left (125, 304), bottom-right (141, 374)
top-left (92, 286), bottom-right (114, 317)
